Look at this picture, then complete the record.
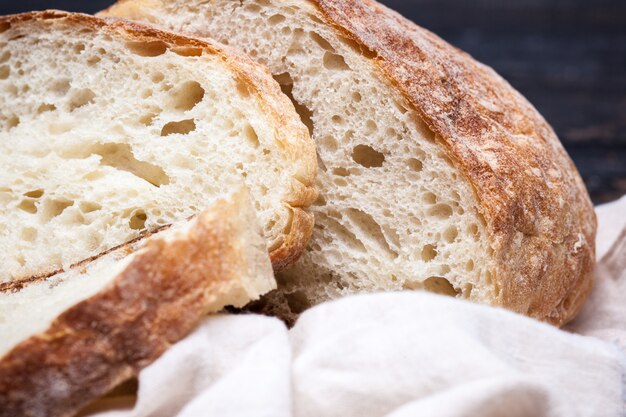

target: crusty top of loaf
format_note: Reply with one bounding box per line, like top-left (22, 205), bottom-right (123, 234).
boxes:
top-left (307, 0), bottom-right (595, 324)
top-left (0, 10), bottom-right (317, 276)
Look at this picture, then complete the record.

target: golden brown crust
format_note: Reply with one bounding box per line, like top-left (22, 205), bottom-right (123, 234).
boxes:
top-left (0, 10), bottom-right (317, 273)
top-left (309, 0), bottom-right (596, 325)
top-left (0, 196), bottom-right (270, 417)
top-left (104, 0), bottom-right (596, 325)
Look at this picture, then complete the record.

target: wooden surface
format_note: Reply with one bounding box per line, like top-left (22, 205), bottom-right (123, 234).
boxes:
top-left (2, 0), bottom-right (625, 203)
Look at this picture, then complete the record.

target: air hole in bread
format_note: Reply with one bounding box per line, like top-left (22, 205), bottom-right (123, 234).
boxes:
top-left (333, 167), bottom-right (349, 177)
top-left (21, 227), bottom-right (37, 242)
top-left (37, 103), bottom-right (56, 114)
top-left (443, 226), bottom-right (458, 243)
top-left (50, 79), bottom-right (70, 96)
top-left (7, 115), bottom-right (19, 129)
top-left (129, 210), bottom-right (148, 230)
top-left (427, 203), bottom-right (453, 218)
top-left (172, 46), bottom-right (202, 57)
top-left (243, 125), bottom-right (260, 146)
top-left (0, 22), bottom-right (10, 33)
top-left (73, 43), bottom-right (85, 54)
top-left (68, 88), bottom-right (96, 111)
top-left (365, 120), bottom-right (377, 134)
top-left (87, 55), bottom-right (101, 66)
top-left (90, 143), bottom-right (170, 187)
top-left (421, 244), bottom-right (437, 262)
top-left (338, 35), bottom-right (377, 59)
top-left (352, 144), bottom-right (385, 168)
top-left (235, 78), bottom-right (251, 97)
top-left (269, 14), bottom-right (286, 25)
top-left (150, 71), bottom-right (165, 84)
top-left (42, 199), bottom-right (74, 222)
top-left (171, 81), bottom-right (205, 111)
top-left (465, 259), bottom-right (474, 272)
top-left (407, 158), bottom-right (423, 172)
top-left (323, 52), bottom-right (350, 71)
top-left (139, 113), bottom-right (157, 126)
top-left (323, 214), bottom-right (366, 253)
top-left (275, 73), bottom-right (314, 136)
top-left (24, 189), bottom-right (44, 198)
top-left (79, 201), bottom-right (102, 213)
top-left (48, 121), bottom-right (74, 134)
top-left (0, 51), bottom-right (10, 63)
top-left (468, 223), bottom-right (479, 236)
top-left (17, 199), bottom-right (37, 214)
top-left (352, 91), bottom-right (362, 102)
top-left (333, 177), bottom-right (348, 187)
top-left (309, 32), bottom-right (335, 52)
top-left (422, 276), bottom-right (460, 296)
top-left (161, 119), bottom-right (196, 136)
top-left (331, 115), bottom-right (343, 124)
top-left (126, 40), bottom-right (168, 57)
top-left (345, 208), bottom-right (397, 258)
top-left (244, 3), bottom-right (261, 13)
top-left (0, 65), bottom-right (9, 80)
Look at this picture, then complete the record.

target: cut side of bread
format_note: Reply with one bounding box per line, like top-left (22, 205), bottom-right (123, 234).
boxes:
top-left (0, 11), bottom-right (316, 286)
top-left (104, 0), bottom-right (597, 326)
top-left (0, 187), bottom-right (276, 417)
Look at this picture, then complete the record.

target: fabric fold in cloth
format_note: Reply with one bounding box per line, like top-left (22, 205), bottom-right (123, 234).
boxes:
top-left (86, 196), bottom-right (626, 417)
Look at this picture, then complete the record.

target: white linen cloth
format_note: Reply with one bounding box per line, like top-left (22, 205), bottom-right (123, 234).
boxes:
top-left (88, 196), bottom-right (626, 417)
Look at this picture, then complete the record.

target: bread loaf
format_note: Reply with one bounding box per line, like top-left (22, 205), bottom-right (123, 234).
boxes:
top-left (0, 10), bottom-right (316, 289)
top-left (104, 0), bottom-right (597, 326)
top-left (0, 187), bottom-right (276, 417)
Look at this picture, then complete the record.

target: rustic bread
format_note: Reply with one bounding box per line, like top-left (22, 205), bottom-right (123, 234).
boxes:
top-left (103, 0), bottom-right (596, 326)
top-left (0, 187), bottom-right (276, 417)
top-left (0, 10), bottom-right (316, 287)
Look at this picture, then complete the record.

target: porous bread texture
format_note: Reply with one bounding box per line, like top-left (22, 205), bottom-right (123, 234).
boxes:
top-left (104, 0), bottom-right (596, 326)
top-left (0, 11), bottom-right (316, 285)
top-left (0, 187), bottom-right (273, 358)
top-left (103, 1), bottom-right (493, 320)
top-left (0, 187), bottom-right (276, 417)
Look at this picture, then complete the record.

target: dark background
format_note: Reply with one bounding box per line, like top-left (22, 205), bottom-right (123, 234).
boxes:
top-left (2, 0), bottom-right (625, 204)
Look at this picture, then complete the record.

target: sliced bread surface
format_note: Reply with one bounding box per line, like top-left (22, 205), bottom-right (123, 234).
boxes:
top-left (0, 11), bottom-right (317, 286)
top-left (103, 0), bottom-right (596, 326)
top-left (0, 187), bottom-right (276, 417)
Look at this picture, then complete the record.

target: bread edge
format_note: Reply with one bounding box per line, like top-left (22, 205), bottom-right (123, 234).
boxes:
top-left (0, 188), bottom-right (276, 417)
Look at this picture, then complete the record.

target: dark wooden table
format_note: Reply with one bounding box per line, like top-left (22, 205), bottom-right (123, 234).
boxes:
top-left (3, 0), bottom-right (625, 204)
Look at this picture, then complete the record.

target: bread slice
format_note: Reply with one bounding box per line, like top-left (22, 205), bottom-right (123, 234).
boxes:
top-left (0, 187), bottom-right (276, 417)
top-left (103, 0), bottom-right (596, 326)
top-left (0, 11), bottom-right (316, 288)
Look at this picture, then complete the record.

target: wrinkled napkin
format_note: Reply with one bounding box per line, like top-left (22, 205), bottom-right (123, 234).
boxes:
top-left (87, 196), bottom-right (626, 417)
